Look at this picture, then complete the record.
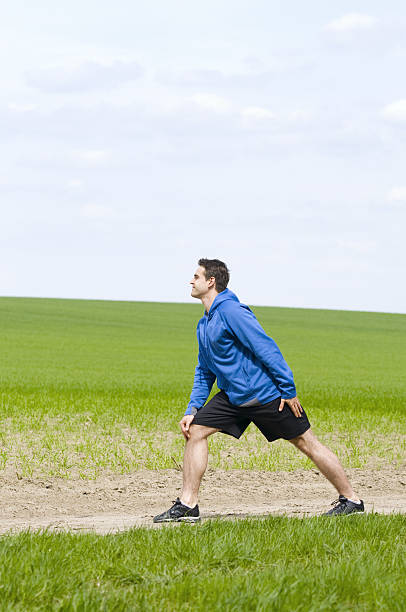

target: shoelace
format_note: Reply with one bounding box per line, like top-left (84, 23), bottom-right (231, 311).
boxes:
top-left (330, 498), bottom-right (344, 507)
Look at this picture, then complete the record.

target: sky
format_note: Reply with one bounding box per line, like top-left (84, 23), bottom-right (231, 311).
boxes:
top-left (1, 1), bottom-right (405, 313)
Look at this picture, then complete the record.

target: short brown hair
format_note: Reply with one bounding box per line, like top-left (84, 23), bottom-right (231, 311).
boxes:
top-left (198, 258), bottom-right (230, 293)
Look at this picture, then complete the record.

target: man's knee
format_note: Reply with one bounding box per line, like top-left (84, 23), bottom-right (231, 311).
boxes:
top-left (289, 428), bottom-right (318, 454)
top-left (188, 424), bottom-right (218, 441)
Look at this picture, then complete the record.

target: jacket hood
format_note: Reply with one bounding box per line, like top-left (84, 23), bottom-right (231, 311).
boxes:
top-left (207, 288), bottom-right (240, 319)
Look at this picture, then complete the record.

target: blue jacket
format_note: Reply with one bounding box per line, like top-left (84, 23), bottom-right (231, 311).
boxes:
top-left (185, 289), bottom-right (297, 415)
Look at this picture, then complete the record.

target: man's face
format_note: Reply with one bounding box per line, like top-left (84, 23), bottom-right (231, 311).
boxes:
top-left (190, 266), bottom-right (213, 299)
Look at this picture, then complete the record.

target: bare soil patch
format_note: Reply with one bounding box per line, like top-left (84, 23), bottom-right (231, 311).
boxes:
top-left (0, 467), bottom-right (405, 534)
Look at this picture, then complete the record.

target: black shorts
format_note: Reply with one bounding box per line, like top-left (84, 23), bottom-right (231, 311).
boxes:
top-left (192, 390), bottom-right (311, 442)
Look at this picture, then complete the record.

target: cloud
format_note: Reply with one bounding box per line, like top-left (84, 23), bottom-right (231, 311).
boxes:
top-left (80, 204), bottom-right (116, 219)
top-left (382, 99), bottom-right (406, 122)
top-left (8, 103), bottom-right (37, 113)
top-left (336, 238), bottom-right (377, 254)
top-left (387, 187), bottom-right (406, 202)
top-left (241, 106), bottom-right (275, 120)
top-left (26, 60), bottom-right (143, 93)
top-left (159, 56), bottom-right (315, 91)
top-left (288, 110), bottom-right (311, 122)
top-left (66, 178), bottom-right (84, 190)
top-left (325, 13), bottom-right (378, 32)
top-left (240, 106), bottom-right (276, 131)
top-left (240, 106), bottom-right (313, 132)
top-left (189, 93), bottom-right (231, 113)
top-left (164, 69), bottom-right (226, 88)
top-left (74, 149), bottom-right (110, 165)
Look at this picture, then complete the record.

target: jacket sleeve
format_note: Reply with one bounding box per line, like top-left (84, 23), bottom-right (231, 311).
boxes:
top-left (185, 349), bottom-right (216, 416)
top-left (221, 305), bottom-right (297, 399)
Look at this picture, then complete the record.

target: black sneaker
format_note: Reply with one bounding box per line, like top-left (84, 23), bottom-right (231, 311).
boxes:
top-left (153, 498), bottom-right (200, 523)
top-left (323, 495), bottom-right (365, 516)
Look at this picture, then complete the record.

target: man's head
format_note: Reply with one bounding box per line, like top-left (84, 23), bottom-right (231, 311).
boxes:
top-left (190, 258), bottom-right (230, 299)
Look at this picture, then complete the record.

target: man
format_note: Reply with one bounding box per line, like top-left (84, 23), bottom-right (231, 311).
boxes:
top-left (153, 258), bottom-right (364, 523)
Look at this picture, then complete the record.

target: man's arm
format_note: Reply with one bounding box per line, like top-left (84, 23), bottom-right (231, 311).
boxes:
top-left (180, 351), bottom-right (216, 439)
top-left (184, 350), bottom-right (216, 416)
top-left (221, 304), bottom-right (297, 399)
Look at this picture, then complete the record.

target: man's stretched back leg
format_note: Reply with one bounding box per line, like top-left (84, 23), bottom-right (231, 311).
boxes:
top-left (289, 428), bottom-right (364, 514)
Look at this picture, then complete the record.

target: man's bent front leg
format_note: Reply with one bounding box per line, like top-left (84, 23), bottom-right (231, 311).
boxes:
top-left (289, 428), bottom-right (360, 502)
top-left (180, 424), bottom-right (219, 507)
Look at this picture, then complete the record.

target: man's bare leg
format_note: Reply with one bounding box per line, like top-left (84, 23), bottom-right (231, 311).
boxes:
top-left (180, 424), bottom-right (219, 507)
top-left (289, 428), bottom-right (360, 502)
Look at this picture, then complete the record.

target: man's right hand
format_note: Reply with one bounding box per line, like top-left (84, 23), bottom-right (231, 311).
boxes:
top-left (179, 415), bottom-right (195, 440)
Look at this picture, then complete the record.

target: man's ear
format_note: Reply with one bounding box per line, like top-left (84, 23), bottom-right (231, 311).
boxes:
top-left (208, 276), bottom-right (216, 289)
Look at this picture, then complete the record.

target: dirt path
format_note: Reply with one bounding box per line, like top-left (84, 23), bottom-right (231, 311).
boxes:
top-left (0, 467), bottom-right (405, 534)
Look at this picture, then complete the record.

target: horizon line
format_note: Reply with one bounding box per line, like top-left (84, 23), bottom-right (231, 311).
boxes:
top-left (0, 294), bottom-right (405, 317)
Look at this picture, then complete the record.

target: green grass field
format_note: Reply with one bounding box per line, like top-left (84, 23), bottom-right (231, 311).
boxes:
top-left (0, 297), bottom-right (405, 478)
top-left (0, 297), bottom-right (405, 610)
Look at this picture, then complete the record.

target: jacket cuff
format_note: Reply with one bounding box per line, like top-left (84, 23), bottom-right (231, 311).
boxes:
top-left (281, 390), bottom-right (296, 399)
top-left (185, 406), bottom-right (198, 416)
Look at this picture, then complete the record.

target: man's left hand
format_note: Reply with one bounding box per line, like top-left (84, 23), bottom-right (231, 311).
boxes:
top-left (279, 396), bottom-right (303, 418)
